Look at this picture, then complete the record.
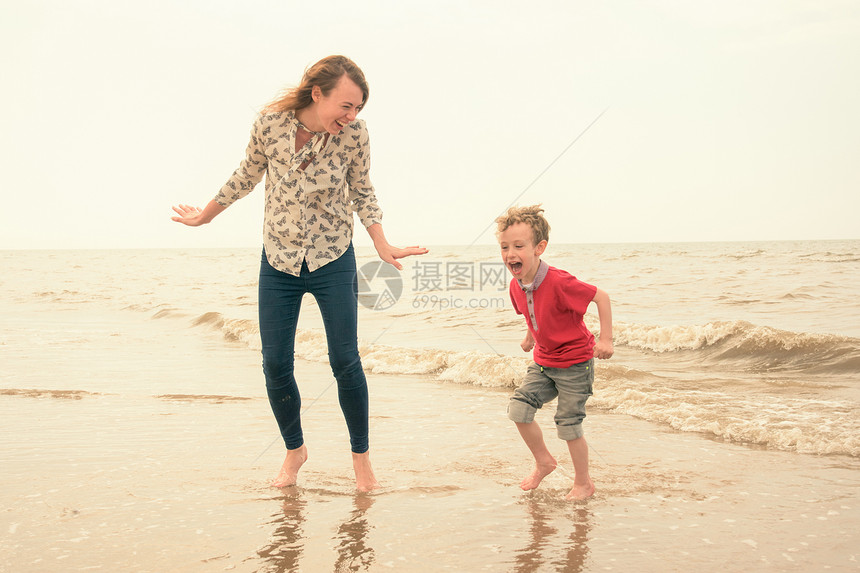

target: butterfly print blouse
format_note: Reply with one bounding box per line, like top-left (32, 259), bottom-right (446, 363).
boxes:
top-left (214, 110), bottom-right (383, 276)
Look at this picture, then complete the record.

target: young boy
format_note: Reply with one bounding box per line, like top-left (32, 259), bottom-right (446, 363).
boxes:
top-left (496, 205), bottom-right (613, 501)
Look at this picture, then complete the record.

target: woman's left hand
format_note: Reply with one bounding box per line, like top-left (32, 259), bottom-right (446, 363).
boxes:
top-left (374, 243), bottom-right (429, 270)
top-left (365, 223), bottom-right (428, 270)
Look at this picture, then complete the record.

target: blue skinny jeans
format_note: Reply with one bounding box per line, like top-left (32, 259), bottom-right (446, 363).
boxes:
top-left (258, 244), bottom-right (369, 453)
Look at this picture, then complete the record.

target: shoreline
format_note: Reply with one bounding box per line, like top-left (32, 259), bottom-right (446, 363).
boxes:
top-left (0, 276), bottom-right (860, 573)
top-left (2, 355), bottom-right (858, 572)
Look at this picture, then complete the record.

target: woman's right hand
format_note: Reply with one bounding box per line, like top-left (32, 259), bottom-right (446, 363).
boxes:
top-left (172, 201), bottom-right (227, 227)
top-left (171, 204), bottom-right (207, 226)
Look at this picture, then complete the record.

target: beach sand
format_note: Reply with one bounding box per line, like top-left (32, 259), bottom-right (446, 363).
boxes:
top-left (2, 306), bottom-right (858, 572)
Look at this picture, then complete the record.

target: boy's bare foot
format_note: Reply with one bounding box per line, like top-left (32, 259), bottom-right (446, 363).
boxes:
top-left (565, 478), bottom-right (595, 501)
top-left (520, 458), bottom-right (558, 491)
top-left (272, 445), bottom-right (308, 488)
top-left (352, 451), bottom-right (380, 492)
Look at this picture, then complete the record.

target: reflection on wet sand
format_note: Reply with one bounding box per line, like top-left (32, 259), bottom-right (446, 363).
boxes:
top-left (513, 496), bottom-right (591, 573)
top-left (257, 490), bottom-right (375, 572)
top-left (333, 494), bottom-right (375, 572)
top-left (257, 489), bottom-right (308, 572)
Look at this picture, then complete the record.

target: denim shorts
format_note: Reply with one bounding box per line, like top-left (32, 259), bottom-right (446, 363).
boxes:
top-left (507, 359), bottom-right (594, 440)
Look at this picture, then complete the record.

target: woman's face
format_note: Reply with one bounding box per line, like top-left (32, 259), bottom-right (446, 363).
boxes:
top-left (312, 74), bottom-right (365, 135)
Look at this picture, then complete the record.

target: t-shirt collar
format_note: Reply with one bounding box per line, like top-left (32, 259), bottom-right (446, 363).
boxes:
top-left (517, 260), bottom-right (549, 293)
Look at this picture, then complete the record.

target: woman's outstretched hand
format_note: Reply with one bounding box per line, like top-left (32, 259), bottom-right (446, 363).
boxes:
top-left (374, 243), bottom-right (429, 271)
top-left (366, 223), bottom-right (428, 270)
top-left (171, 201), bottom-right (226, 227)
top-left (171, 204), bottom-right (207, 226)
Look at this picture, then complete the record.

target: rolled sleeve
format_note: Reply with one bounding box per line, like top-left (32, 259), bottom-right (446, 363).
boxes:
top-left (346, 121), bottom-right (383, 228)
top-left (214, 115), bottom-right (268, 208)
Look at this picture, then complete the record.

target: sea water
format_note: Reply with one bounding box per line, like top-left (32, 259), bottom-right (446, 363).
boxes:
top-left (3, 240), bottom-right (858, 457)
top-left (1, 240), bottom-right (858, 571)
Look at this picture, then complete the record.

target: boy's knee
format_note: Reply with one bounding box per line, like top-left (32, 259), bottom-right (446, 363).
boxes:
top-left (507, 399), bottom-right (537, 424)
top-left (557, 422), bottom-right (584, 441)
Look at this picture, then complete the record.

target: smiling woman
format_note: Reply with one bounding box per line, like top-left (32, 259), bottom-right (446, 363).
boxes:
top-left (169, 55), bottom-right (428, 493)
top-left (265, 55), bottom-right (368, 135)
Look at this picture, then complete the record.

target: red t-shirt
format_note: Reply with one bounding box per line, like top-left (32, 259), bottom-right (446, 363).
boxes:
top-left (509, 264), bottom-right (597, 368)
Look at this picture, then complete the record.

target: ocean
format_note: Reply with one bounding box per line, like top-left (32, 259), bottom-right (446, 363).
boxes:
top-left (2, 240), bottom-right (858, 571)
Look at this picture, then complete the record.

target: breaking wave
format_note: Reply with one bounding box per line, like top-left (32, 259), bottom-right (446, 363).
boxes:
top-left (177, 310), bottom-right (860, 457)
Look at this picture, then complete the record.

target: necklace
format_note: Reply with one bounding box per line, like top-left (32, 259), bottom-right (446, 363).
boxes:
top-left (298, 122), bottom-right (323, 135)
top-left (295, 113), bottom-right (323, 135)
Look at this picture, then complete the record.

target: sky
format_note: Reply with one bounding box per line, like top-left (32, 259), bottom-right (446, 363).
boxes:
top-left (2, 0), bottom-right (858, 250)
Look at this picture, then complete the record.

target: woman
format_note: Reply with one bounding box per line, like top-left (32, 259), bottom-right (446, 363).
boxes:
top-left (172, 55), bottom-right (426, 491)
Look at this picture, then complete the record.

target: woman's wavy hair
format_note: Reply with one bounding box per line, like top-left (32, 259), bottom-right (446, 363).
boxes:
top-left (263, 55), bottom-right (369, 114)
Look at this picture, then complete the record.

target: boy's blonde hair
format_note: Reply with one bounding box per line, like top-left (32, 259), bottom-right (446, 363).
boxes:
top-left (495, 204), bottom-right (551, 245)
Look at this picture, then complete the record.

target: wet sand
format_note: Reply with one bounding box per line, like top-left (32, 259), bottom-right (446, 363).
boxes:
top-left (1, 307), bottom-right (858, 572)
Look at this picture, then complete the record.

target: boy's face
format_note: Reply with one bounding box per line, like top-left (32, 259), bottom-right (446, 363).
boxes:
top-left (498, 222), bottom-right (547, 284)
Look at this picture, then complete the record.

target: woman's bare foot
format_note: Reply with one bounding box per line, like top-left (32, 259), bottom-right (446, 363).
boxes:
top-left (520, 457), bottom-right (558, 491)
top-left (352, 451), bottom-right (380, 492)
top-left (272, 445), bottom-right (308, 488)
top-left (565, 478), bottom-right (595, 501)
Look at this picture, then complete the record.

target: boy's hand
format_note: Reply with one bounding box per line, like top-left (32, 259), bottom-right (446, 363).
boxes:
top-left (520, 332), bottom-right (535, 352)
top-left (593, 338), bottom-right (614, 360)
top-left (590, 289), bottom-right (613, 359)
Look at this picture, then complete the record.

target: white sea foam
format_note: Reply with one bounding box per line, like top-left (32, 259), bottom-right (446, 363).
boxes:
top-left (181, 307), bottom-right (860, 457)
top-left (6, 242), bottom-right (857, 459)
top-left (592, 373), bottom-right (860, 457)
top-left (614, 321), bottom-right (739, 352)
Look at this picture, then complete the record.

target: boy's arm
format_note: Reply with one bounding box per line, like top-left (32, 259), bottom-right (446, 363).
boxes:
top-left (521, 328), bottom-right (535, 353)
top-left (591, 288), bottom-right (614, 359)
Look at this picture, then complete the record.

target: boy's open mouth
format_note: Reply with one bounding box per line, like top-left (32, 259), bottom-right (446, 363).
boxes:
top-left (509, 262), bottom-right (523, 274)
